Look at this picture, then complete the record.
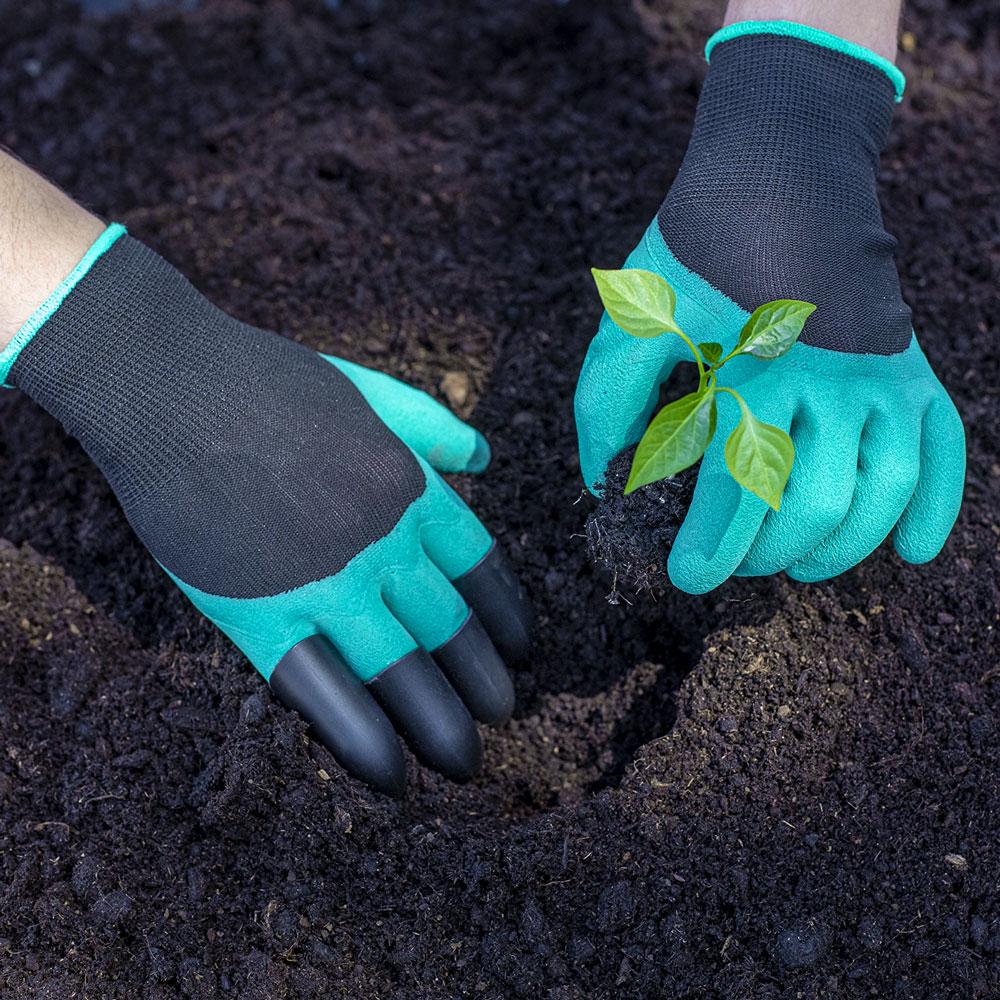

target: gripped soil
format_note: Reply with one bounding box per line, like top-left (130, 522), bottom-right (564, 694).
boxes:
top-left (586, 453), bottom-right (696, 598)
top-left (0, 1), bottom-right (998, 997)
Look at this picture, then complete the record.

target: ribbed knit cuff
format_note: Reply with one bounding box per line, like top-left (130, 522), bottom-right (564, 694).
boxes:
top-left (706, 20), bottom-right (906, 102)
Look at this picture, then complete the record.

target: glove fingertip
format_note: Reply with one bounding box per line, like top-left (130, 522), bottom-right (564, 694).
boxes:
top-left (892, 398), bottom-right (965, 566)
top-left (892, 526), bottom-right (948, 566)
top-left (785, 560), bottom-right (833, 584)
top-left (577, 434), bottom-right (615, 498)
top-left (666, 545), bottom-right (719, 595)
top-left (463, 432), bottom-right (491, 474)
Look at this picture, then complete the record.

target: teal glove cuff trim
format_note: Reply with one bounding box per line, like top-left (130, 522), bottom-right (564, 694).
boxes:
top-left (0, 222), bottom-right (127, 388)
top-left (705, 20), bottom-right (906, 102)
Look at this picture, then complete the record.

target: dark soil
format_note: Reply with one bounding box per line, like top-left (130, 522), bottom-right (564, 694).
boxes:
top-left (586, 451), bottom-right (696, 598)
top-left (1, 2), bottom-right (998, 997)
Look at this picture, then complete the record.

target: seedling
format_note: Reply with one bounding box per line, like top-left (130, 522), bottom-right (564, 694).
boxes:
top-left (592, 268), bottom-right (817, 511)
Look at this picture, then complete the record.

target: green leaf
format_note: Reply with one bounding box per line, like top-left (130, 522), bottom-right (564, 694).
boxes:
top-left (723, 404), bottom-right (794, 511)
top-left (625, 388), bottom-right (717, 494)
top-left (698, 341), bottom-right (723, 365)
top-left (736, 299), bottom-right (817, 359)
top-left (592, 267), bottom-right (683, 339)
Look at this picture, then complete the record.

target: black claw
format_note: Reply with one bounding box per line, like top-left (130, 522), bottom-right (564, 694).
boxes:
top-left (270, 635), bottom-right (407, 797)
top-left (432, 612), bottom-right (515, 725)
top-left (367, 650), bottom-right (483, 783)
top-left (453, 541), bottom-right (533, 665)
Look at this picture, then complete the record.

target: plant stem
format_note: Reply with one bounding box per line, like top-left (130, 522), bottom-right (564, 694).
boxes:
top-left (716, 344), bottom-right (743, 368)
top-left (670, 328), bottom-right (707, 386)
top-left (715, 384), bottom-right (749, 416)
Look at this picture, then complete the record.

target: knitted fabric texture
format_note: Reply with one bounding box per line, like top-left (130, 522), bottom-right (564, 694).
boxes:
top-left (11, 236), bottom-right (425, 597)
top-left (658, 31), bottom-right (911, 355)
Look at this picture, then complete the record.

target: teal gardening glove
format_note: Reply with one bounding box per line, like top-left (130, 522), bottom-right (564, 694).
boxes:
top-left (575, 20), bottom-right (965, 593)
top-left (0, 227), bottom-right (532, 795)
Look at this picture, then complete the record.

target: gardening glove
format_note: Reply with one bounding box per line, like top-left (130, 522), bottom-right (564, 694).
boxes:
top-left (575, 20), bottom-right (965, 594)
top-left (1, 226), bottom-right (532, 795)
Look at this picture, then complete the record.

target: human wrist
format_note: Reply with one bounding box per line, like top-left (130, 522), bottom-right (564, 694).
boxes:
top-left (0, 221), bottom-right (124, 387)
top-left (722, 1), bottom-right (902, 65)
top-left (0, 154), bottom-right (106, 352)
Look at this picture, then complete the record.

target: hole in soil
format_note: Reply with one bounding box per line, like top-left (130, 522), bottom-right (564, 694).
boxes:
top-left (450, 345), bottom-right (772, 809)
top-left (566, 574), bottom-right (782, 796)
top-left (581, 642), bottom-right (692, 792)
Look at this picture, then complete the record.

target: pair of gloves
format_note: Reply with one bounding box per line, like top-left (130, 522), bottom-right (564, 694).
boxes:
top-left (1, 21), bottom-right (964, 795)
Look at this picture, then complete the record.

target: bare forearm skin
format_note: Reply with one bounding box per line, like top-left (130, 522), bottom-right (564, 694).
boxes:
top-left (725, 0), bottom-right (903, 62)
top-left (0, 151), bottom-right (104, 349)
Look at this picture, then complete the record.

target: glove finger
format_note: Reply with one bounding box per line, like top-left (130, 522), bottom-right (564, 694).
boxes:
top-left (736, 406), bottom-right (862, 576)
top-left (788, 408), bottom-right (921, 582)
top-left (574, 312), bottom-right (680, 494)
top-left (366, 647), bottom-right (483, 784)
top-left (320, 597), bottom-right (483, 784)
top-left (324, 355), bottom-right (490, 473)
top-left (269, 634), bottom-right (407, 797)
top-left (419, 469), bottom-right (533, 664)
top-left (451, 541), bottom-right (533, 667)
top-left (893, 394), bottom-right (966, 564)
top-left (667, 397), bottom-right (793, 594)
top-left (381, 558), bottom-right (514, 725)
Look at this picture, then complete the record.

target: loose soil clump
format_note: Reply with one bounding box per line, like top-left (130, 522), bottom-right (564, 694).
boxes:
top-left (585, 451), bottom-right (696, 598)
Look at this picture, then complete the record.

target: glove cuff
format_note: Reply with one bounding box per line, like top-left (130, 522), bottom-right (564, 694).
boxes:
top-left (706, 20), bottom-right (906, 102)
top-left (0, 222), bottom-right (127, 388)
top-left (657, 20), bottom-right (912, 356)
